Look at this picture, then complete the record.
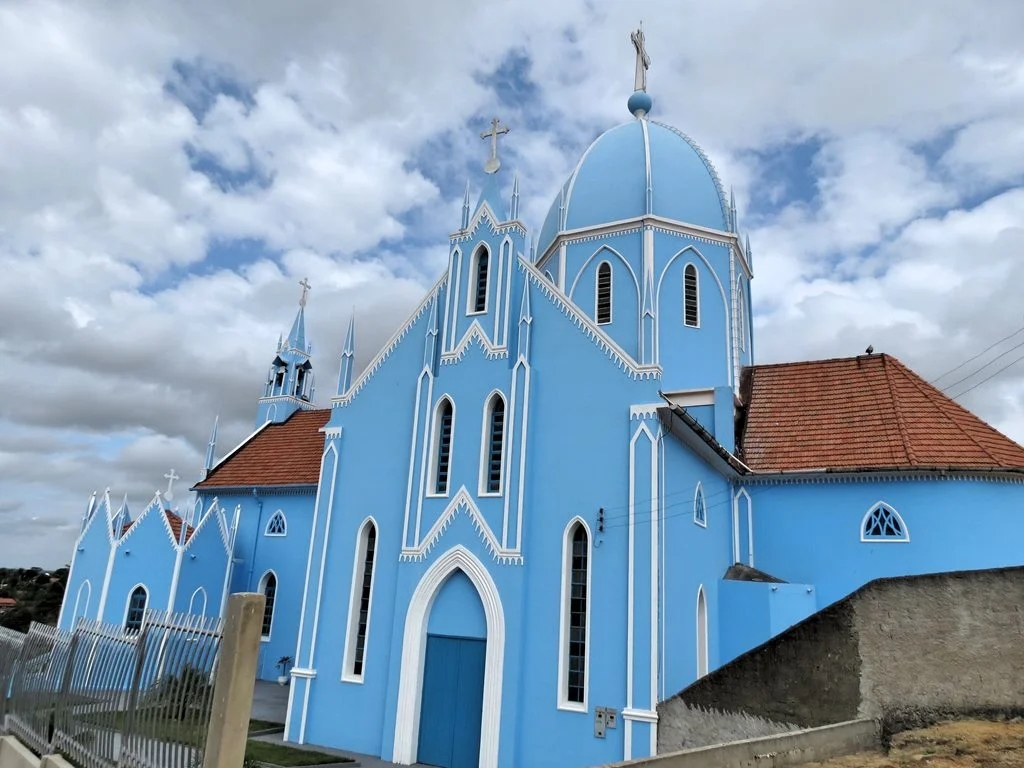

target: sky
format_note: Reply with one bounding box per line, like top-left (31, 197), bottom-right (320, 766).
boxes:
top-left (1, 0), bottom-right (1023, 568)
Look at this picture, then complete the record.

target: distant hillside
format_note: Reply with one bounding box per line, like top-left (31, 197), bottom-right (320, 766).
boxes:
top-left (0, 566), bottom-right (69, 631)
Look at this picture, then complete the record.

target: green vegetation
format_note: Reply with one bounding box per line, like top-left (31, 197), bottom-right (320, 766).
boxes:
top-left (0, 566), bottom-right (69, 631)
top-left (249, 719), bottom-right (285, 733)
top-left (245, 740), bottom-right (351, 766)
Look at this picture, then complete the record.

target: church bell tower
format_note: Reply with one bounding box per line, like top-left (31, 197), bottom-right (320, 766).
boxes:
top-left (255, 278), bottom-right (317, 427)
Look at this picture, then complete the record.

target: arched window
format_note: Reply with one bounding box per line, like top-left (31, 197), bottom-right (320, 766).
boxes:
top-left (274, 366), bottom-right (286, 391)
top-left (343, 520), bottom-right (378, 681)
top-left (736, 278), bottom-right (746, 352)
top-left (861, 503), bottom-right (909, 542)
top-left (259, 571), bottom-right (277, 639)
top-left (596, 261), bottom-right (612, 325)
top-left (189, 587), bottom-right (207, 616)
top-left (559, 520), bottom-right (590, 708)
top-left (124, 585), bottom-right (148, 634)
top-left (295, 367), bottom-right (305, 397)
top-left (696, 586), bottom-right (709, 677)
top-left (684, 263), bottom-right (700, 327)
top-left (694, 483), bottom-right (707, 527)
top-left (432, 398), bottom-right (455, 495)
top-left (72, 580), bottom-right (92, 626)
top-left (265, 510), bottom-right (287, 536)
top-left (471, 246), bottom-right (489, 313)
top-left (481, 394), bottom-right (506, 494)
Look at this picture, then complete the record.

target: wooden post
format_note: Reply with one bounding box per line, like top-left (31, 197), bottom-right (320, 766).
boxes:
top-left (203, 593), bottom-right (265, 768)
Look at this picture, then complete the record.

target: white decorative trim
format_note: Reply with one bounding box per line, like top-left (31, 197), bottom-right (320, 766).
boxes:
top-left (321, 426), bottom-right (342, 437)
top-left (557, 517), bottom-right (592, 712)
top-left (264, 509), bottom-right (288, 537)
top-left (696, 585), bottom-right (709, 677)
top-left (335, 278), bottom-right (445, 406)
top-left (521, 257), bottom-right (660, 380)
top-left (258, 570), bottom-right (277, 641)
top-left (630, 404), bottom-right (662, 420)
top-left (71, 580), bottom-right (92, 627)
top-left (478, 390), bottom-right (508, 497)
top-left (859, 501), bottom-right (910, 543)
top-left (401, 486), bottom-right (523, 564)
top-left (595, 260), bottom-right (613, 325)
top-left (393, 545), bottom-right (505, 768)
top-left (425, 395), bottom-right (456, 499)
top-left (442, 248), bottom-right (460, 354)
top-left (466, 242), bottom-right (492, 317)
top-left (683, 262), bottom-right (701, 328)
top-left (290, 667), bottom-right (317, 679)
top-left (208, 421), bottom-right (272, 473)
top-left (450, 202), bottom-right (526, 243)
top-left (662, 388), bottom-right (715, 408)
top-left (505, 359), bottom-right (531, 552)
top-left (622, 708), bottom-right (659, 723)
top-left (188, 587), bottom-right (207, 615)
top-left (441, 320), bottom-right (509, 364)
top-left (342, 517), bottom-right (379, 683)
top-left (567, 245), bottom-right (641, 327)
top-left (732, 488), bottom-right (753, 566)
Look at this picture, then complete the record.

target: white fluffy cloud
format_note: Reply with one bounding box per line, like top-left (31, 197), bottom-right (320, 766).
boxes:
top-left (1, 0), bottom-right (1022, 567)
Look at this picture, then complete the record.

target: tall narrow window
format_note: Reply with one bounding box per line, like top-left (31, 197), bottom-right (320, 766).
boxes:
top-left (125, 586), bottom-right (147, 634)
top-left (560, 521), bottom-right (590, 707)
top-left (295, 367), bottom-right (305, 397)
top-left (484, 394), bottom-right (506, 493)
top-left (684, 263), bottom-right (699, 327)
top-left (694, 483), bottom-right (707, 527)
top-left (473, 247), bottom-right (489, 313)
top-left (596, 262), bottom-right (612, 325)
top-left (260, 572), bottom-right (277, 639)
top-left (433, 398), bottom-right (454, 495)
top-left (345, 520), bottom-right (378, 680)
top-left (736, 279), bottom-right (746, 352)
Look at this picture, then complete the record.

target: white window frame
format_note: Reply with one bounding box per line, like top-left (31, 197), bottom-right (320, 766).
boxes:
top-left (859, 501), bottom-right (910, 543)
top-left (466, 244), bottom-right (491, 316)
top-left (265, 510), bottom-right (288, 537)
top-left (684, 262), bottom-right (700, 328)
top-left (693, 482), bottom-right (707, 528)
top-left (736, 277), bottom-right (746, 352)
top-left (477, 390), bottom-right (507, 497)
top-left (122, 583), bottom-right (149, 634)
top-left (258, 570), bottom-right (278, 642)
top-left (426, 396), bottom-right (456, 498)
top-left (696, 585), bottom-right (709, 677)
top-left (557, 517), bottom-right (591, 713)
top-left (342, 517), bottom-right (379, 683)
top-left (189, 587), bottom-right (208, 616)
top-left (72, 579), bottom-right (92, 626)
top-left (595, 260), bottom-right (613, 325)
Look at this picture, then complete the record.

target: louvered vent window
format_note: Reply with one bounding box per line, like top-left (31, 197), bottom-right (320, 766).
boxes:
top-left (596, 262), bottom-right (612, 325)
top-left (434, 400), bottom-right (454, 494)
top-left (352, 523), bottom-right (376, 676)
top-left (684, 264), bottom-right (699, 327)
top-left (486, 396), bottom-right (505, 493)
top-left (473, 249), bottom-right (489, 312)
top-left (567, 523), bottom-right (589, 704)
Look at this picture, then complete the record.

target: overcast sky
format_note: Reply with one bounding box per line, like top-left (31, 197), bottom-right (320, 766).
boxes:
top-left (1, 1), bottom-right (1023, 568)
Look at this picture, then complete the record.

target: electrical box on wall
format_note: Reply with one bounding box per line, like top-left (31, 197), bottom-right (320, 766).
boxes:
top-left (594, 706), bottom-right (618, 738)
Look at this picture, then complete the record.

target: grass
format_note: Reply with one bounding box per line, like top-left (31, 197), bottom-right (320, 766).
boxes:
top-left (803, 719), bottom-right (1024, 768)
top-left (244, 739), bottom-right (352, 766)
top-left (249, 719), bottom-right (285, 733)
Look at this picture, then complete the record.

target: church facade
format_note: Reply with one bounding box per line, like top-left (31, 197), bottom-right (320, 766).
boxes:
top-left (58, 31), bottom-right (1024, 768)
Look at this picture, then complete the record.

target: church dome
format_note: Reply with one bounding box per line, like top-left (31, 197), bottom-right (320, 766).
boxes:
top-left (537, 119), bottom-right (729, 258)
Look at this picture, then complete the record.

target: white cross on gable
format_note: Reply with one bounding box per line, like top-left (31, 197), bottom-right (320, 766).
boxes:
top-left (163, 468), bottom-right (180, 500)
top-left (480, 117), bottom-right (510, 174)
top-left (299, 277), bottom-right (312, 307)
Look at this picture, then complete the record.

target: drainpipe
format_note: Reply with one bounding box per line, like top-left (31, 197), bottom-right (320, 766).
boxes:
top-left (246, 487), bottom-right (265, 591)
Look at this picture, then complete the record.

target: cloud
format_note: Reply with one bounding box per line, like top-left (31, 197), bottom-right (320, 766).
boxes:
top-left (1, 0), bottom-right (1023, 567)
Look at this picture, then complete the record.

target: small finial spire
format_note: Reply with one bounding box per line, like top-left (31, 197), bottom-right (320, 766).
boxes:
top-left (510, 173), bottom-right (520, 220)
top-left (628, 24), bottom-right (653, 118)
top-left (480, 117), bottom-right (510, 174)
top-left (204, 415), bottom-right (219, 476)
top-left (337, 311), bottom-right (357, 395)
top-left (729, 187), bottom-right (738, 232)
top-left (461, 179), bottom-right (471, 229)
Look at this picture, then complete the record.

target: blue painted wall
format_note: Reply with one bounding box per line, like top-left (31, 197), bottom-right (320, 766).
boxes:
top-left (429, 571), bottom-right (487, 639)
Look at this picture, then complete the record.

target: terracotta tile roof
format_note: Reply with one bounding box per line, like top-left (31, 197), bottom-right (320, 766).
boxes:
top-left (0, 598), bottom-right (16, 608)
top-left (120, 509), bottom-right (195, 543)
top-left (738, 353), bottom-right (1024, 473)
top-left (195, 409), bottom-right (330, 489)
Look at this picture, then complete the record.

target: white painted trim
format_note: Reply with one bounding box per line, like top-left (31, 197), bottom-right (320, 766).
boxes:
top-left (622, 708), bottom-right (659, 723)
top-left (258, 570), bottom-right (278, 641)
top-left (405, 370), bottom-right (430, 548)
top-left (264, 509), bottom-right (288, 537)
top-left (442, 249), bottom-right (459, 354)
top-left (167, 543), bottom-right (184, 612)
top-left (189, 587), bottom-right (207, 616)
top-left (662, 388), bottom-right (715, 408)
top-left (693, 482), bottom-right (707, 528)
top-left (557, 517), bottom-right (592, 712)
top-left (71, 580), bottom-right (92, 628)
top-left (477, 390), bottom-right (508, 497)
top-left (392, 545), bottom-right (505, 768)
top-left (683, 262), bottom-right (701, 328)
top-left (342, 517), bottom-right (379, 683)
top-left (501, 238), bottom-right (514, 347)
top-left (291, 667), bottom-right (317, 679)
top-left (207, 421), bottom-right (273, 474)
top-left (736, 276), bottom-right (746, 353)
top-left (732, 488), bottom-right (753, 565)
top-left (696, 585), bottom-right (708, 677)
top-left (441, 320), bottom-right (508, 364)
top-left (859, 501), bottom-right (910, 543)
top-left (595, 260), bottom-right (613, 325)
top-left (121, 583), bottom-right (149, 632)
top-left (402, 486), bottom-right (521, 564)
top-left (426, 395), bottom-right (456, 498)
top-left (466, 242), bottom-right (492, 317)
top-left (567, 245), bottom-right (640, 326)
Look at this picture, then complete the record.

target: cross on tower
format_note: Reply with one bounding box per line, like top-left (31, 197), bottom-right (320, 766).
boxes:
top-left (163, 468), bottom-right (180, 500)
top-left (299, 277), bottom-right (312, 308)
top-left (631, 24), bottom-right (650, 92)
top-left (480, 117), bottom-right (510, 174)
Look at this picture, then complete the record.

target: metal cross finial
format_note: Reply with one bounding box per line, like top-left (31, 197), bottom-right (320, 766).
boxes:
top-left (480, 117), bottom-right (510, 174)
top-left (163, 469), bottom-right (180, 500)
top-left (631, 24), bottom-right (651, 92)
top-left (298, 277), bottom-right (312, 308)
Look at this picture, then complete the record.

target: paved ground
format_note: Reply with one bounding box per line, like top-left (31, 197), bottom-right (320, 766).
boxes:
top-left (249, 680), bottom-right (430, 767)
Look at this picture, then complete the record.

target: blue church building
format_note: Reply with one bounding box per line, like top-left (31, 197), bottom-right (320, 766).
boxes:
top-left (58, 30), bottom-right (1024, 768)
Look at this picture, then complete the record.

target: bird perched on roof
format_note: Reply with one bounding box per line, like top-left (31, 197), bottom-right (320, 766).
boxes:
top-left (865, 345), bottom-right (874, 355)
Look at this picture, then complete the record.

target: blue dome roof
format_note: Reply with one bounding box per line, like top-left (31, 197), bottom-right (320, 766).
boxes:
top-left (537, 120), bottom-right (729, 258)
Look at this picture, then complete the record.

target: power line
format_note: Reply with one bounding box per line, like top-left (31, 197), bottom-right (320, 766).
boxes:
top-left (949, 348), bottom-right (1024, 401)
top-left (930, 323), bottom-right (1024, 385)
top-left (940, 336), bottom-right (1024, 394)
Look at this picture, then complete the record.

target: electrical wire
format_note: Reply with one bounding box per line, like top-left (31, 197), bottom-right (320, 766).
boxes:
top-left (949, 348), bottom-right (1024, 401)
top-left (930, 323), bottom-right (1024, 385)
top-left (939, 337), bottom-right (1024, 394)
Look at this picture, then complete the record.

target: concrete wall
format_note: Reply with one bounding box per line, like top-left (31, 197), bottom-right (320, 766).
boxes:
top-left (608, 719), bottom-right (879, 768)
top-left (0, 737), bottom-right (75, 768)
top-left (659, 566), bottom-right (1024, 749)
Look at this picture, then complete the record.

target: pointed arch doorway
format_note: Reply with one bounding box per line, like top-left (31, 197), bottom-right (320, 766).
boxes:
top-left (393, 546), bottom-right (505, 768)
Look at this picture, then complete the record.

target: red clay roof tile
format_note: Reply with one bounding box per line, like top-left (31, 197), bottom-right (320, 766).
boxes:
top-left (195, 409), bottom-right (330, 489)
top-left (738, 354), bottom-right (1024, 473)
